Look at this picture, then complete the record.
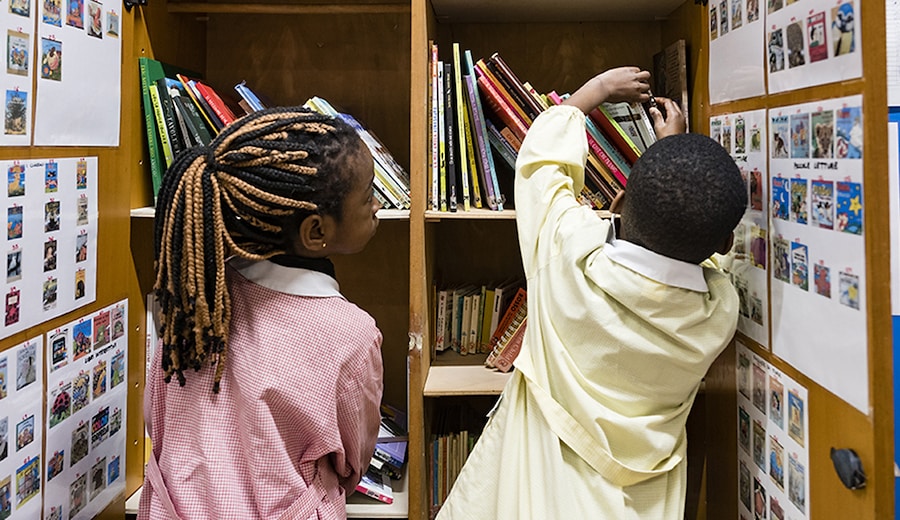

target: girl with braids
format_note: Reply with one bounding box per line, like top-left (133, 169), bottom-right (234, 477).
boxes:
top-left (139, 106), bottom-right (384, 520)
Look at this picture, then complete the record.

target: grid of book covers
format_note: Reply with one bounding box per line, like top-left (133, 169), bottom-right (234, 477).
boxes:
top-left (44, 299), bottom-right (128, 520)
top-left (709, 0), bottom-right (862, 102)
top-left (711, 109), bottom-right (769, 348)
top-left (736, 340), bottom-right (809, 520)
top-left (0, 0), bottom-right (35, 146)
top-left (768, 95), bottom-right (866, 414)
top-left (2, 157), bottom-right (98, 342)
top-left (0, 335), bottom-right (43, 519)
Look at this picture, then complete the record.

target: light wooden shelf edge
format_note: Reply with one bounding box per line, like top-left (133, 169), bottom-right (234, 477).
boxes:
top-left (126, 471), bottom-right (409, 518)
top-left (131, 207), bottom-right (410, 220)
top-left (424, 209), bottom-right (613, 221)
top-left (168, 2), bottom-right (410, 15)
top-left (423, 364), bottom-right (512, 396)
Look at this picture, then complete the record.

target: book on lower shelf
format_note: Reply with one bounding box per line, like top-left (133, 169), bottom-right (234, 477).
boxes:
top-left (356, 468), bottom-right (394, 504)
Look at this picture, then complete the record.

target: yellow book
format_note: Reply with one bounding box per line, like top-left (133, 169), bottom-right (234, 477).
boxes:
top-left (452, 43), bottom-right (471, 211)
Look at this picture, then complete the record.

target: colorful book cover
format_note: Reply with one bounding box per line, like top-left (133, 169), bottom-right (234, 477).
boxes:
top-left (750, 225), bottom-right (766, 269)
top-left (769, 375), bottom-right (784, 429)
top-left (811, 109), bottom-right (834, 158)
top-left (831, 2), bottom-right (855, 56)
top-left (788, 390), bottom-right (805, 446)
top-left (807, 12), bottom-right (828, 62)
top-left (72, 372), bottom-right (89, 413)
top-left (788, 454), bottom-right (806, 512)
top-left (789, 113), bottom-right (809, 159)
top-left (789, 178), bottom-right (807, 224)
top-left (769, 28), bottom-right (785, 73)
top-left (72, 319), bottom-right (92, 360)
top-left (769, 436), bottom-right (784, 490)
top-left (749, 168), bottom-right (763, 210)
top-left (839, 270), bottom-right (860, 310)
top-left (771, 114), bottom-right (789, 158)
top-left (771, 176), bottom-right (789, 220)
top-left (94, 309), bottom-right (110, 347)
top-left (835, 106), bottom-right (862, 159)
top-left (50, 329), bottom-right (68, 371)
top-left (810, 179), bottom-right (834, 229)
top-left (790, 241), bottom-right (808, 290)
top-left (835, 180), bottom-right (863, 234)
top-left (814, 262), bottom-right (831, 298)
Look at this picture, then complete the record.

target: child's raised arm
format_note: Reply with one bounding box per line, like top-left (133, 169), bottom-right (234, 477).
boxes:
top-left (561, 67), bottom-right (651, 113)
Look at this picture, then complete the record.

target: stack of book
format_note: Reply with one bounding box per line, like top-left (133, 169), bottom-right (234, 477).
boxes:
top-left (429, 44), bottom-right (658, 212)
top-left (355, 404), bottom-right (409, 505)
top-left (304, 97), bottom-right (411, 210)
top-left (432, 279), bottom-right (523, 357)
top-left (138, 57), bottom-right (410, 210)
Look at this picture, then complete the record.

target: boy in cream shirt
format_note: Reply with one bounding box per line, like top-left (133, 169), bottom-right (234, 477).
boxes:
top-left (438, 67), bottom-right (746, 519)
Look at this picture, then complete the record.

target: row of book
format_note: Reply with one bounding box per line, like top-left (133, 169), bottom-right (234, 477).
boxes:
top-left (355, 404), bottom-right (410, 505)
top-left (138, 57), bottom-right (410, 210)
top-left (430, 430), bottom-right (478, 511)
top-left (433, 280), bottom-right (522, 356)
top-left (428, 44), bottom-right (659, 212)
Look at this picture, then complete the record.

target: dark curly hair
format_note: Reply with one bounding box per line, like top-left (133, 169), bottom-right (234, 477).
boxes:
top-left (620, 133), bottom-right (747, 264)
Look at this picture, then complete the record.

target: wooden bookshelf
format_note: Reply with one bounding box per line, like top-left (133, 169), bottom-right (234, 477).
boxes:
top-left (112, 1), bottom-right (894, 520)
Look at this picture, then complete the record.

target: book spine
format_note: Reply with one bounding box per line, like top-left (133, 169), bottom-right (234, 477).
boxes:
top-left (460, 79), bottom-right (483, 209)
top-left (463, 74), bottom-right (495, 210)
top-left (465, 49), bottom-right (502, 210)
top-left (437, 62), bottom-right (447, 212)
top-left (170, 93), bottom-right (197, 148)
top-left (476, 74), bottom-right (528, 142)
top-left (486, 54), bottom-right (540, 122)
top-left (181, 76), bottom-right (223, 131)
top-left (589, 106), bottom-right (640, 165)
top-left (586, 118), bottom-right (631, 179)
top-left (475, 59), bottom-right (532, 129)
top-left (452, 44), bottom-right (471, 211)
top-left (443, 62), bottom-right (458, 212)
top-left (488, 287), bottom-right (526, 352)
top-left (431, 43), bottom-right (440, 211)
top-left (494, 318), bottom-right (527, 372)
top-left (196, 81), bottom-right (237, 127)
top-left (485, 121), bottom-right (517, 170)
top-left (148, 83), bottom-right (175, 168)
top-left (234, 80), bottom-right (265, 112)
top-left (155, 78), bottom-right (184, 156)
top-left (585, 133), bottom-right (627, 188)
top-left (138, 58), bottom-right (164, 202)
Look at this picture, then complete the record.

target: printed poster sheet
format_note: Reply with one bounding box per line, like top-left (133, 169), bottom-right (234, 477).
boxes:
top-left (708, 0), bottom-right (766, 104)
top-left (33, 0), bottom-right (122, 145)
top-left (768, 95), bottom-right (867, 413)
top-left (711, 109), bottom-right (769, 348)
top-left (0, 0), bottom-right (35, 146)
top-left (766, 0), bottom-right (861, 94)
top-left (737, 341), bottom-right (810, 520)
top-left (889, 0), bottom-right (900, 106)
top-left (0, 336), bottom-right (43, 519)
top-left (44, 299), bottom-right (127, 520)
top-left (2, 156), bottom-right (98, 341)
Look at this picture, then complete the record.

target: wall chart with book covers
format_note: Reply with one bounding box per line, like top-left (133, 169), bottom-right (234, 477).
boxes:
top-left (737, 341), bottom-right (810, 520)
top-left (711, 109), bottom-right (769, 348)
top-left (0, 335), bottom-right (44, 519)
top-left (33, 0), bottom-right (122, 145)
top-left (44, 299), bottom-right (128, 520)
top-left (0, 0), bottom-right (35, 146)
top-left (709, 0), bottom-right (862, 103)
top-left (769, 95), bottom-right (866, 414)
top-left (2, 156), bottom-right (98, 341)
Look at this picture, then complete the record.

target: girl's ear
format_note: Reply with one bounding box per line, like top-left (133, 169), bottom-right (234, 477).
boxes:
top-left (295, 214), bottom-right (327, 254)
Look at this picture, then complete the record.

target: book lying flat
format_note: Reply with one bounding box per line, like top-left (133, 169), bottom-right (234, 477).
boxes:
top-left (355, 469), bottom-right (393, 504)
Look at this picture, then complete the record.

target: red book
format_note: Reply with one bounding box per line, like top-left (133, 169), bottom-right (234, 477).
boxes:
top-left (475, 76), bottom-right (529, 142)
top-left (194, 81), bottom-right (238, 127)
top-left (494, 318), bottom-right (526, 373)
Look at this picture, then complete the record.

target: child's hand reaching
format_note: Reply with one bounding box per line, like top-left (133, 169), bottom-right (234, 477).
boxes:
top-left (649, 97), bottom-right (686, 139)
top-left (562, 67), bottom-right (651, 114)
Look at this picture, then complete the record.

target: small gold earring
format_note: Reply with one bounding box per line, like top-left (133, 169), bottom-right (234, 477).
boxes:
top-left (322, 243), bottom-right (327, 248)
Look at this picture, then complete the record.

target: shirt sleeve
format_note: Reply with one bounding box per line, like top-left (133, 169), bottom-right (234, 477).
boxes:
top-left (333, 329), bottom-right (384, 493)
top-left (515, 105), bottom-right (613, 276)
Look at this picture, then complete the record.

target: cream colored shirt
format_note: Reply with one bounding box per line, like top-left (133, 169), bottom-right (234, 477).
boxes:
top-left (438, 106), bottom-right (738, 519)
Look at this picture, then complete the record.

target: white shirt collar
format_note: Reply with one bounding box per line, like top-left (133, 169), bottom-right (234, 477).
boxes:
top-left (605, 239), bottom-right (709, 292)
top-left (229, 258), bottom-right (344, 298)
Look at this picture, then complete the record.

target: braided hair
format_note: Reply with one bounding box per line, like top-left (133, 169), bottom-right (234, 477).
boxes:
top-left (153, 106), bottom-right (363, 392)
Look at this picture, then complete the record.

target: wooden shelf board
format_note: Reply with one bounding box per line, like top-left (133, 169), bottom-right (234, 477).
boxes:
top-left (425, 209), bottom-right (613, 221)
top-left (424, 364), bottom-right (512, 396)
top-left (127, 471), bottom-right (409, 518)
top-left (168, 2), bottom-right (409, 14)
top-left (430, 0), bottom-right (683, 22)
top-left (131, 207), bottom-right (410, 220)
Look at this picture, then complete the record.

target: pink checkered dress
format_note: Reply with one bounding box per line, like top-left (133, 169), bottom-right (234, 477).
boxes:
top-left (139, 259), bottom-right (384, 520)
